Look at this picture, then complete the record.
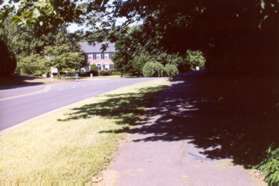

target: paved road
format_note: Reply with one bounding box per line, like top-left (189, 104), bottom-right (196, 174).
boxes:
top-left (0, 78), bottom-right (153, 131)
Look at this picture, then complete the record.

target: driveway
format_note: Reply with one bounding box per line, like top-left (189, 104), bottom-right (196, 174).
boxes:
top-left (0, 77), bottom-right (154, 131)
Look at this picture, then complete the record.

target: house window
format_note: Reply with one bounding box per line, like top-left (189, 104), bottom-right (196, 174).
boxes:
top-left (102, 64), bottom-right (106, 70)
top-left (93, 53), bottom-right (97, 59)
top-left (109, 53), bottom-right (114, 59)
top-left (101, 53), bottom-right (105, 59)
top-left (104, 53), bottom-right (109, 59)
top-left (97, 64), bottom-right (101, 70)
top-left (88, 54), bottom-right (93, 59)
top-left (96, 53), bottom-right (101, 59)
top-left (109, 64), bottom-right (114, 70)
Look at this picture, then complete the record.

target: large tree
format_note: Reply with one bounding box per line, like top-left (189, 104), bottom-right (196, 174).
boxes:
top-left (111, 0), bottom-right (279, 76)
top-left (9, 0), bottom-right (278, 76)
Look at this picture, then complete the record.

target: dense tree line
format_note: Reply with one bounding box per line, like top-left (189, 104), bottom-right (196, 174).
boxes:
top-left (0, 5), bottom-right (84, 77)
top-left (5, 0), bottom-right (278, 77)
top-left (112, 0), bottom-right (278, 77)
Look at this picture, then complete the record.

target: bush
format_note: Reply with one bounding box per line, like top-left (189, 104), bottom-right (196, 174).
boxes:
top-left (90, 64), bottom-right (99, 76)
top-left (142, 61), bottom-right (165, 77)
top-left (165, 64), bottom-right (179, 78)
top-left (99, 70), bottom-right (112, 76)
top-left (111, 71), bottom-right (121, 76)
top-left (155, 52), bottom-right (189, 73)
top-left (258, 148), bottom-right (279, 185)
top-left (18, 54), bottom-right (47, 76)
top-left (185, 50), bottom-right (206, 69)
top-left (130, 53), bottom-right (151, 76)
top-left (0, 40), bottom-right (17, 77)
top-left (157, 52), bottom-right (183, 66)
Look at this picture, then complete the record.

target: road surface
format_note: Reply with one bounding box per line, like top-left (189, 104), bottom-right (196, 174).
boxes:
top-left (0, 77), bottom-right (153, 131)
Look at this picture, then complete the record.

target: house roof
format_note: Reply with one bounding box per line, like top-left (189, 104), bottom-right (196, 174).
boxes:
top-left (79, 42), bottom-right (116, 53)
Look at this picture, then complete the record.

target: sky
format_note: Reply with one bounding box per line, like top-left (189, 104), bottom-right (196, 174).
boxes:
top-left (67, 17), bottom-right (129, 33)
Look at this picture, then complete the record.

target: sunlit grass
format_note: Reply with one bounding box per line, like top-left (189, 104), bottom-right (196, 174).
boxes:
top-left (0, 79), bottom-right (170, 184)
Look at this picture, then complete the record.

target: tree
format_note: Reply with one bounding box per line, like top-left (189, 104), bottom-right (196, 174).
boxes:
top-left (18, 54), bottom-right (47, 76)
top-left (112, 0), bottom-right (279, 76)
top-left (0, 9), bottom-right (85, 76)
top-left (3, 0), bottom-right (279, 78)
top-left (185, 50), bottom-right (206, 69)
top-left (11, 0), bottom-right (83, 36)
top-left (112, 26), bottom-right (155, 75)
top-left (44, 44), bottom-right (84, 73)
top-left (0, 40), bottom-right (16, 77)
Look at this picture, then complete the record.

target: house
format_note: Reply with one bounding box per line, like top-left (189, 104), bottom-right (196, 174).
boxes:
top-left (79, 42), bottom-right (116, 72)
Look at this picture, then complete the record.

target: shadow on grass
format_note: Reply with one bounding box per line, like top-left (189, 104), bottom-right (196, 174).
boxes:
top-left (58, 86), bottom-right (169, 127)
top-left (59, 72), bottom-right (279, 168)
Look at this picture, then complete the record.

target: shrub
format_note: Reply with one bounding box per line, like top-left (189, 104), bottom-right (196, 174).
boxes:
top-left (130, 53), bottom-right (151, 76)
top-left (165, 64), bottom-right (179, 78)
top-left (156, 52), bottom-right (189, 73)
top-left (90, 64), bottom-right (99, 76)
top-left (185, 50), bottom-right (206, 69)
top-left (99, 70), bottom-right (112, 76)
top-left (111, 71), bottom-right (121, 76)
top-left (0, 40), bottom-right (17, 77)
top-left (258, 148), bottom-right (279, 185)
top-left (142, 61), bottom-right (165, 77)
top-left (157, 52), bottom-right (183, 66)
top-left (18, 54), bottom-right (47, 76)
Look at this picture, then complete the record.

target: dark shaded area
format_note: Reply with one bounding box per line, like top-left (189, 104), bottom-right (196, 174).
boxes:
top-left (116, 0), bottom-right (279, 78)
top-left (0, 75), bottom-right (44, 90)
top-left (0, 40), bottom-right (17, 77)
top-left (59, 72), bottom-right (278, 168)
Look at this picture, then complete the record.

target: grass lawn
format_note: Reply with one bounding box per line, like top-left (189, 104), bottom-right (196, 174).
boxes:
top-left (0, 79), bottom-right (170, 185)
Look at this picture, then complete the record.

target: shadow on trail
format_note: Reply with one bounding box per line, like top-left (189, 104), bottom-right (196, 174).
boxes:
top-left (59, 72), bottom-right (279, 168)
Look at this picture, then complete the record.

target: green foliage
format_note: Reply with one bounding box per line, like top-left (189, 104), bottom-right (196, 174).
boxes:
top-left (90, 64), bottom-right (99, 76)
top-left (113, 28), bottom-right (186, 76)
top-left (99, 70), bottom-right (112, 76)
top-left (258, 148), bottom-right (279, 185)
top-left (18, 54), bottom-right (47, 76)
top-left (12, 0), bottom-right (83, 35)
top-left (4, 0), bottom-right (279, 77)
top-left (0, 10), bottom-right (84, 77)
top-left (142, 61), bottom-right (165, 77)
top-left (156, 52), bottom-right (189, 72)
top-left (164, 64), bottom-right (179, 78)
top-left (156, 53), bottom-right (182, 65)
top-left (185, 50), bottom-right (206, 69)
top-left (44, 44), bottom-right (84, 73)
top-left (111, 71), bottom-right (121, 76)
top-left (15, 40), bottom-right (85, 76)
top-left (0, 40), bottom-right (17, 77)
top-left (112, 26), bottom-right (162, 76)
top-left (130, 53), bottom-right (152, 76)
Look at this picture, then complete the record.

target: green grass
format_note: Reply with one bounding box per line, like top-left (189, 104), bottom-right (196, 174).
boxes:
top-left (0, 79), bottom-right (170, 185)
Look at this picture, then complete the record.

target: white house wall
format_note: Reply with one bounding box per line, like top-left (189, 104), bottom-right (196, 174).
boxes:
top-left (88, 59), bottom-right (114, 71)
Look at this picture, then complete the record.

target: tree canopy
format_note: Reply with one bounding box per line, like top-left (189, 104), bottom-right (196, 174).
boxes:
top-left (1, 0), bottom-right (279, 77)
